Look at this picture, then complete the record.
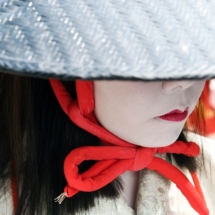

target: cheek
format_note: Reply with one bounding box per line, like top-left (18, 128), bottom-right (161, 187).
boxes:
top-left (94, 81), bottom-right (124, 132)
top-left (192, 81), bottom-right (206, 101)
top-left (187, 81), bottom-right (205, 114)
top-left (94, 81), bottom-right (152, 143)
top-left (94, 82), bottom-right (136, 128)
top-left (197, 80), bottom-right (206, 93)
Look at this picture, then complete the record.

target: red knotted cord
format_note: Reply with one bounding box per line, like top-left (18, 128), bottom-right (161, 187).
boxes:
top-left (49, 79), bottom-right (209, 215)
top-left (191, 172), bottom-right (206, 204)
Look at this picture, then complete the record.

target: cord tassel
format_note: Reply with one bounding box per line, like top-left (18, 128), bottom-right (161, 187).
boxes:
top-left (54, 192), bottom-right (67, 204)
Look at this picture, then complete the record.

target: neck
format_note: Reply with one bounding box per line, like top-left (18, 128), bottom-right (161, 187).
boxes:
top-left (120, 170), bottom-right (140, 210)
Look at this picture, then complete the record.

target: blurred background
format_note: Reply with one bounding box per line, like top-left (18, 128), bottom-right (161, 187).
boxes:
top-left (187, 80), bottom-right (215, 139)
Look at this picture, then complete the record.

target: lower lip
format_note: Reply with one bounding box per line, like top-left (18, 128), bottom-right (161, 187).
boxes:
top-left (158, 111), bottom-right (188, 122)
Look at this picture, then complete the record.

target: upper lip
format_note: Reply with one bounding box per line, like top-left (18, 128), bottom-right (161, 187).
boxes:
top-left (161, 107), bottom-right (189, 116)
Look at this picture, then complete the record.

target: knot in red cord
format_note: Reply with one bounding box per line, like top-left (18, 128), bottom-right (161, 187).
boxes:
top-left (131, 147), bottom-right (155, 171)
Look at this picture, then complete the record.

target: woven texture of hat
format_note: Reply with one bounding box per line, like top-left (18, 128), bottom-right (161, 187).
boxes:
top-left (1, 0), bottom-right (215, 80)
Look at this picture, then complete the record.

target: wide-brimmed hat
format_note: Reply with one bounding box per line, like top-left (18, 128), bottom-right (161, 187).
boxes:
top-left (1, 0), bottom-right (215, 80)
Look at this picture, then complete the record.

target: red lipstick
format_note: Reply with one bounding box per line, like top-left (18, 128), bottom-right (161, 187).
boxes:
top-left (158, 108), bottom-right (189, 122)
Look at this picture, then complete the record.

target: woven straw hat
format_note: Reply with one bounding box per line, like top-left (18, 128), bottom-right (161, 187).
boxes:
top-left (1, 0), bottom-right (215, 80)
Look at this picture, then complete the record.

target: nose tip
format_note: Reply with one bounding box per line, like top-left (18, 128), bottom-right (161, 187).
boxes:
top-left (162, 81), bottom-right (195, 93)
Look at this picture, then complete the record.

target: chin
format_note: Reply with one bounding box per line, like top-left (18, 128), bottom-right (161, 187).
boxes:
top-left (129, 131), bottom-right (182, 148)
top-left (153, 139), bottom-right (178, 148)
top-left (150, 132), bottom-right (182, 148)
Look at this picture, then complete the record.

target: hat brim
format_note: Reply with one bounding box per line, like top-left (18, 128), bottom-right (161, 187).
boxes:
top-left (0, 63), bottom-right (214, 81)
top-left (1, 0), bottom-right (215, 80)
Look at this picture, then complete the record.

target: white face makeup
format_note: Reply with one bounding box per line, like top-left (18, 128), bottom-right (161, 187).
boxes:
top-left (94, 80), bottom-right (205, 147)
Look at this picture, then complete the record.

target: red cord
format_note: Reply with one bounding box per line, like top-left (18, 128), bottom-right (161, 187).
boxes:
top-left (191, 172), bottom-right (206, 204)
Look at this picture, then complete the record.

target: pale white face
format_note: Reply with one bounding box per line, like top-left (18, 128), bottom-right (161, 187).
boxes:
top-left (94, 80), bottom-right (205, 147)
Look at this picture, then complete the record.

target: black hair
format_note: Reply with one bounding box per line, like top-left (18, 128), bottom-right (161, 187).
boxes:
top-left (0, 73), bottom-right (199, 215)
